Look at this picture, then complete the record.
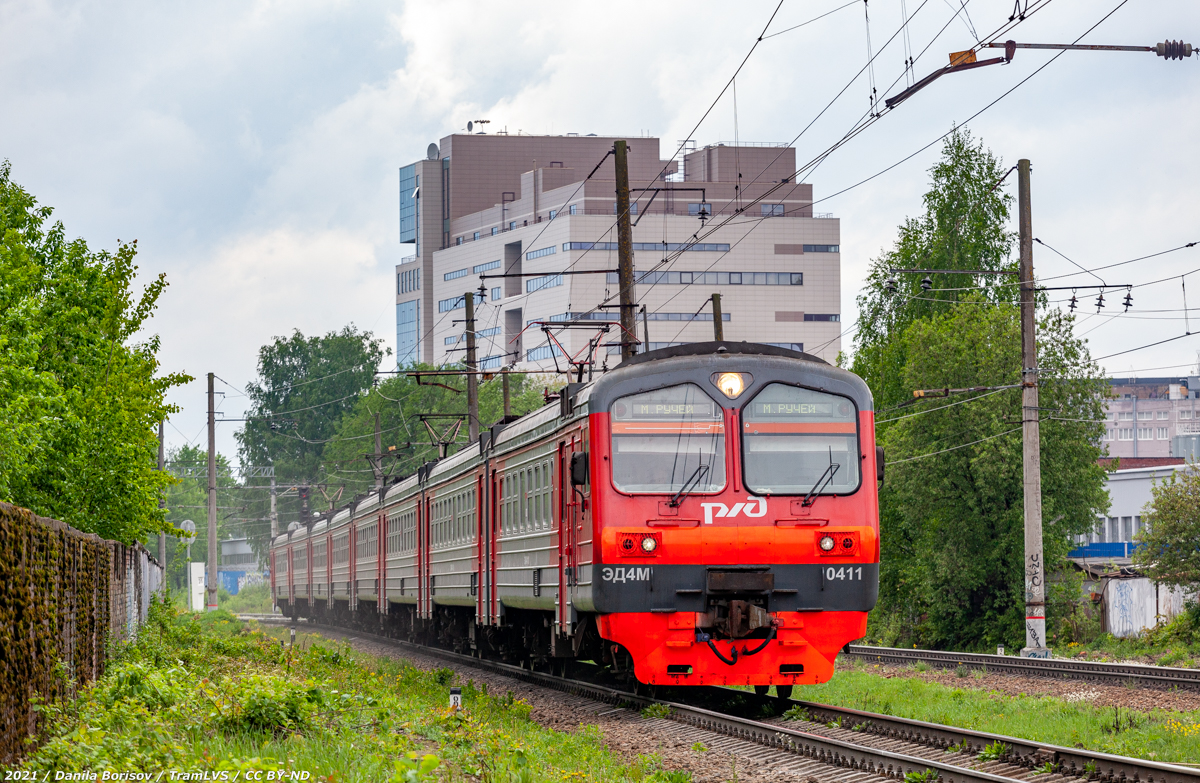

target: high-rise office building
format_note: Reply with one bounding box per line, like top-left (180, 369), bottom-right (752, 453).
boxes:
top-left (396, 133), bottom-right (841, 370)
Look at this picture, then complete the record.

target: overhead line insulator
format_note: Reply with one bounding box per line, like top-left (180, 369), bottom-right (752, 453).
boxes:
top-left (1156, 40), bottom-right (1194, 60)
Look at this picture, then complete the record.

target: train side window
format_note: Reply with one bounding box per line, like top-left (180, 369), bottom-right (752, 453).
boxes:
top-left (609, 383), bottom-right (726, 494)
top-left (741, 383), bottom-right (862, 496)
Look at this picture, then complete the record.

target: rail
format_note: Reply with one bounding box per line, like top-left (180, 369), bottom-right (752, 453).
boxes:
top-left (242, 616), bottom-right (1197, 783)
top-left (844, 644), bottom-right (1200, 690)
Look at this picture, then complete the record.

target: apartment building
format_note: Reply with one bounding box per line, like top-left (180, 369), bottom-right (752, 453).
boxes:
top-left (395, 133), bottom-right (841, 371)
top-left (1102, 375), bottom-right (1200, 459)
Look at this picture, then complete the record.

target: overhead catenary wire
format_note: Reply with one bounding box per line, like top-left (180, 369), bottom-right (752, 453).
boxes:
top-left (890, 426), bottom-right (1023, 464)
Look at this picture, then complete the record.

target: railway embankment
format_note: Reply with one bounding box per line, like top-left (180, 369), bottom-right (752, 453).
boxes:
top-left (20, 603), bottom-right (688, 782)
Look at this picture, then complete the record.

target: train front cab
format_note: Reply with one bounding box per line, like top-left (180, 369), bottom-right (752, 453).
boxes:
top-left (588, 344), bottom-right (880, 688)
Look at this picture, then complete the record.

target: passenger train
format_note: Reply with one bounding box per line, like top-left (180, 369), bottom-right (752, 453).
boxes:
top-left (271, 342), bottom-right (881, 695)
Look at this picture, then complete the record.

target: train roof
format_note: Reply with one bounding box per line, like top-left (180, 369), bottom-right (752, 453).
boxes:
top-left (620, 340), bottom-right (828, 367)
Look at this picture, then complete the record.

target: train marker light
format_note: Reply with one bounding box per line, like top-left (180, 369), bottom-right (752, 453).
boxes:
top-left (714, 372), bottom-right (749, 399)
top-left (819, 535), bottom-right (836, 552)
top-left (641, 536), bottom-right (659, 553)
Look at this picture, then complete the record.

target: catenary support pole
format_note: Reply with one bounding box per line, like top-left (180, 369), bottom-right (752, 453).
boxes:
top-left (373, 412), bottom-right (383, 489)
top-left (711, 293), bottom-right (724, 341)
top-left (614, 140), bottom-right (638, 360)
top-left (158, 420), bottom-right (167, 567)
top-left (465, 291), bottom-right (480, 441)
top-left (269, 476), bottom-right (278, 540)
top-left (502, 372), bottom-right (511, 418)
top-left (641, 305), bottom-right (650, 349)
top-left (206, 372), bottom-right (218, 612)
top-left (1018, 159), bottom-right (1049, 658)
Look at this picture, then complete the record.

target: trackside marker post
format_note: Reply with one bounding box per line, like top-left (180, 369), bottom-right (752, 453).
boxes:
top-left (449, 687), bottom-right (462, 711)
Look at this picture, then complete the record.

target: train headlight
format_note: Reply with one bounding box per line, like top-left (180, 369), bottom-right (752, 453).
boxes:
top-left (641, 536), bottom-right (659, 553)
top-left (714, 372), bottom-right (750, 399)
top-left (818, 535), bottom-right (836, 552)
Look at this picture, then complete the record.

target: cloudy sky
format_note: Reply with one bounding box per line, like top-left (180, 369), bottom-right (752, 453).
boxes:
top-left (2, 0), bottom-right (1197, 461)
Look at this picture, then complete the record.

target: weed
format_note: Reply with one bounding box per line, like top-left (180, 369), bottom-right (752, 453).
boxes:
top-left (691, 742), bottom-right (708, 753)
top-left (914, 660), bottom-right (929, 673)
top-left (978, 741), bottom-right (1008, 761)
top-left (432, 667), bottom-right (455, 686)
top-left (782, 705), bottom-right (812, 722)
top-left (1034, 762), bottom-right (1056, 775)
top-left (944, 741), bottom-right (967, 754)
top-left (851, 723), bottom-right (867, 732)
top-left (390, 752), bottom-right (441, 783)
top-left (641, 703), bottom-right (672, 719)
top-left (954, 664), bottom-right (968, 679)
top-left (646, 772), bottom-right (692, 783)
top-left (826, 715), bottom-right (846, 729)
top-left (1084, 761), bottom-right (1097, 776)
top-left (759, 703), bottom-right (777, 719)
top-left (904, 769), bottom-right (939, 783)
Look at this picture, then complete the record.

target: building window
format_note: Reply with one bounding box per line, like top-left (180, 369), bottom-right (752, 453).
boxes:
top-left (791, 273), bottom-right (804, 285)
top-left (804, 314), bottom-right (840, 322)
top-left (397, 268), bottom-right (420, 294)
top-left (491, 227), bottom-right (499, 236)
top-left (396, 300), bottom-right (420, 366)
top-left (526, 344), bottom-right (563, 362)
top-left (569, 204), bottom-right (577, 215)
top-left (399, 164), bottom-right (418, 245)
top-left (688, 203), bottom-right (712, 217)
top-left (480, 355), bottom-right (503, 370)
top-left (1119, 412), bottom-right (1133, 420)
top-left (437, 293), bottom-right (482, 313)
top-left (549, 210), bottom-right (557, 219)
top-left (1105, 429), bottom-right (1113, 441)
top-left (761, 204), bottom-right (785, 217)
top-left (1137, 410), bottom-right (1152, 420)
top-left (1137, 427), bottom-right (1153, 440)
top-left (803, 244), bottom-right (839, 253)
top-left (526, 274), bottom-right (563, 293)
top-left (605, 270), bottom-right (800, 286)
top-left (491, 286), bottom-right (502, 301)
top-left (473, 260), bottom-right (501, 274)
top-left (1181, 410), bottom-right (1194, 420)
top-left (1158, 410), bottom-right (1170, 419)
top-left (526, 245), bottom-right (557, 260)
top-left (729, 272), bottom-right (742, 285)
top-left (509, 221), bottom-right (516, 231)
top-left (1118, 428), bottom-right (1133, 440)
top-left (456, 236), bottom-right (463, 246)
top-left (565, 241), bottom-right (732, 253)
top-left (444, 268), bottom-right (469, 281)
top-left (1158, 427), bottom-right (1169, 439)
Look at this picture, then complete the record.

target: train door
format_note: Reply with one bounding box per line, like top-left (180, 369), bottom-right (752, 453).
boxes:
top-left (307, 539), bottom-right (314, 606)
top-left (287, 546), bottom-right (295, 606)
top-left (349, 523), bottom-right (358, 612)
top-left (557, 433), bottom-right (583, 633)
top-left (475, 471), bottom-right (486, 623)
top-left (489, 467), bottom-right (501, 625)
top-left (419, 492), bottom-right (432, 620)
top-left (326, 533), bottom-right (334, 609)
top-left (377, 509), bottom-right (387, 614)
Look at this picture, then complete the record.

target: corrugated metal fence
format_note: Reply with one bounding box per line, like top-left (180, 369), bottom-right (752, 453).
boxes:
top-left (0, 501), bottom-right (163, 763)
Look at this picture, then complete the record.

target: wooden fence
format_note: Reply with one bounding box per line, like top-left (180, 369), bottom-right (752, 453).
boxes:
top-left (0, 501), bottom-right (163, 763)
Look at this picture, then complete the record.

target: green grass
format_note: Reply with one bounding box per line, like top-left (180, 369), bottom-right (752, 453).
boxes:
top-left (21, 596), bottom-right (691, 781)
top-left (782, 667), bottom-right (1200, 763)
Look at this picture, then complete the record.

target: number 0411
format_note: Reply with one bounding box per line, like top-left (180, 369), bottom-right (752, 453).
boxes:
top-left (825, 566), bottom-right (862, 581)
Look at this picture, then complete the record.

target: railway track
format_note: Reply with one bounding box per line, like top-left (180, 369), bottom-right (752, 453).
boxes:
top-left (240, 615), bottom-right (1198, 783)
top-left (843, 645), bottom-right (1200, 691)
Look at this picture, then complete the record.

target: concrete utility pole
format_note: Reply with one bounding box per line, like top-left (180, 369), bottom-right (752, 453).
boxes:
top-left (1018, 159), bottom-right (1049, 658)
top-left (269, 476), bottom-right (278, 540)
top-left (614, 140), bottom-right (638, 360)
top-left (373, 412), bottom-right (384, 489)
top-left (641, 305), bottom-right (650, 349)
top-left (158, 420), bottom-right (167, 566)
top-left (206, 372), bottom-right (218, 612)
top-left (502, 372), bottom-right (511, 418)
top-left (711, 293), bottom-right (724, 341)
top-left (464, 291), bottom-right (480, 441)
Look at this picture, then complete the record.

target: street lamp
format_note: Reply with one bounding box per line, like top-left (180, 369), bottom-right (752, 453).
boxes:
top-left (180, 519), bottom-right (196, 560)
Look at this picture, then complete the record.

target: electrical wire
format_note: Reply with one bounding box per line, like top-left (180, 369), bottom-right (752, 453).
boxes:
top-left (875, 386), bottom-right (1013, 424)
top-left (890, 426), bottom-right (1022, 464)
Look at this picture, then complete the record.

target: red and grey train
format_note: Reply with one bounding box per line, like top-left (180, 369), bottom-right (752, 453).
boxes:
top-left (271, 342), bottom-right (880, 694)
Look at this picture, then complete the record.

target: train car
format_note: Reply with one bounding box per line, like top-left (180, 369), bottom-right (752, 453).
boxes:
top-left (271, 342), bottom-right (880, 695)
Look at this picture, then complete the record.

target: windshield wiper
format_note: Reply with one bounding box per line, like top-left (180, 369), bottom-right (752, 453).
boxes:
top-left (668, 464), bottom-right (710, 508)
top-left (801, 447), bottom-right (840, 507)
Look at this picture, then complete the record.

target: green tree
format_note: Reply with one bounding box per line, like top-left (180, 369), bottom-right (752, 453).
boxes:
top-left (0, 160), bottom-right (189, 543)
top-left (319, 368), bottom-right (548, 500)
top-left (1133, 468), bottom-right (1200, 591)
top-left (850, 131), bottom-right (1108, 650)
top-left (235, 326), bottom-right (385, 527)
top-left (878, 301), bottom-right (1107, 649)
top-left (853, 126), bottom-right (1017, 410)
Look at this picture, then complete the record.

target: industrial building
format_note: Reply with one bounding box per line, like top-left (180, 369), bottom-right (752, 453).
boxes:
top-left (395, 133), bottom-right (841, 371)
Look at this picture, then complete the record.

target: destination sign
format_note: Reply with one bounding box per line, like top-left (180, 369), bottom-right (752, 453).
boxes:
top-left (613, 400), bottom-right (719, 420)
top-left (749, 401), bottom-right (852, 420)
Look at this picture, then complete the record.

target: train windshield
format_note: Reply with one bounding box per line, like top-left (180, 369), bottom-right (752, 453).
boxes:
top-left (741, 383), bottom-right (860, 496)
top-left (609, 383), bottom-right (726, 494)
